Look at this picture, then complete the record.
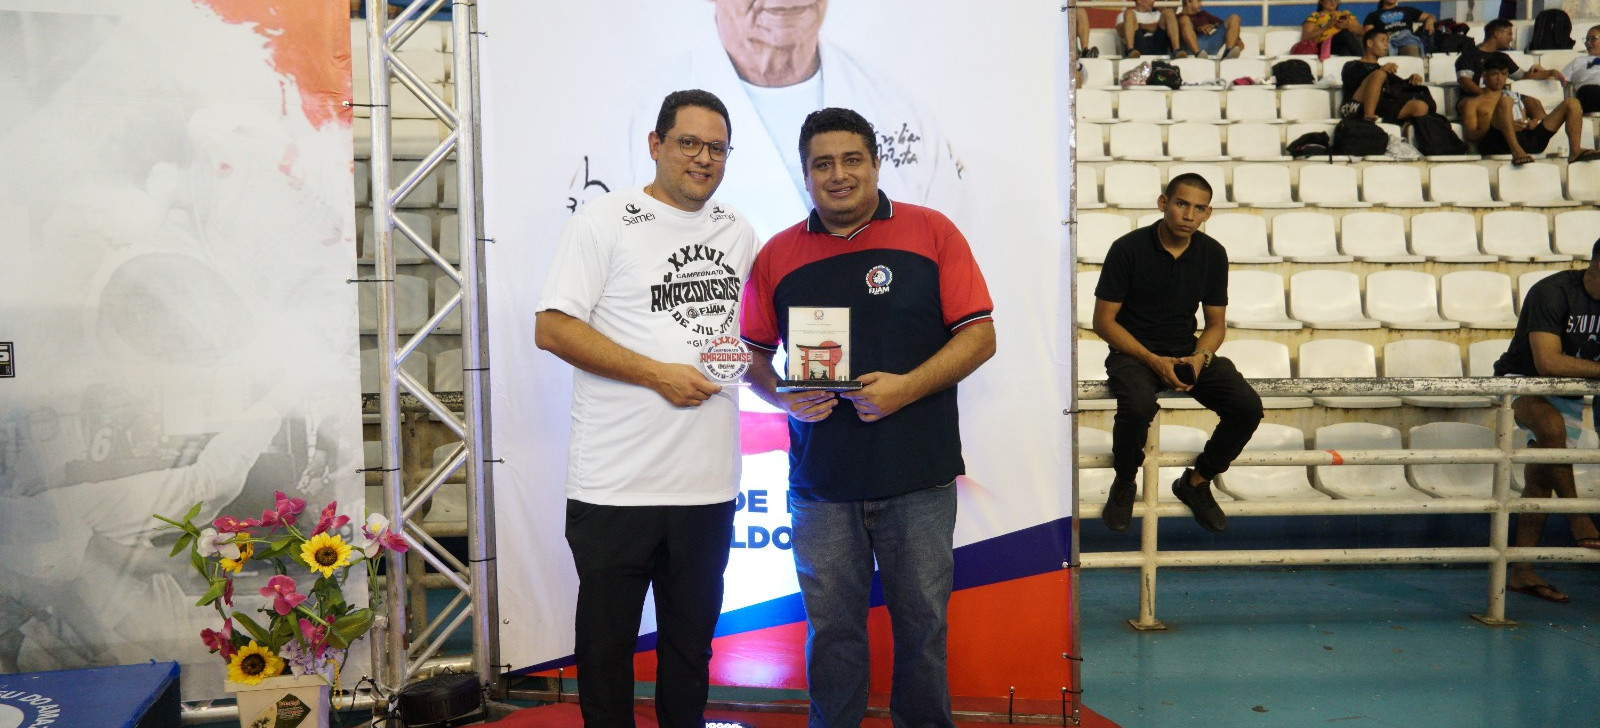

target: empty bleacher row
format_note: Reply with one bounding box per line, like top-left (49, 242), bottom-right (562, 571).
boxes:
top-left (1077, 419), bottom-right (1600, 503)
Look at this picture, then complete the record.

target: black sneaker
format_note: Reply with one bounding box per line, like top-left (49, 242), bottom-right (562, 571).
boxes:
top-left (1171, 469), bottom-right (1227, 533)
top-left (1085, 47), bottom-right (1100, 58)
top-left (1102, 477), bottom-right (1136, 532)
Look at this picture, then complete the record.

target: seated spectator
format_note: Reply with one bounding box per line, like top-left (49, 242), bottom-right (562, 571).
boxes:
top-left (1461, 55), bottom-right (1600, 164)
top-left (1122, 0), bottom-right (1181, 58)
top-left (1362, 0), bottom-right (1435, 57)
top-left (1340, 29), bottom-right (1434, 124)
top-left (1075, 7), bottom-right (1101, 59)
top-left (1177, 0), bottom-right (1244, 59)
top-left (1294, 0), bottom-right (1363, 58)
top-left (1492, 241), bottom-right (1600, 604)
top-left (1456, 19), bottom-right (1565, 102)
top-left (1563, 25), bottom-right (1600, 112)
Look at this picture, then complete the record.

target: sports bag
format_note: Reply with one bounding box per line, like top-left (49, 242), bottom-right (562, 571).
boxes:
top-left (1410, 112), bottom-right (1468, 155)
top-left (1526, 9), bottom-right (1574, 51)
top-left (1287, 131), bottom-right (1332, 158)
top-left (1271, 59), bottom-right (1315, 87)
top-left (1331, 117), bottom-right (1388, 156)
top-left (1147, 60), bottom-right (1183, 89)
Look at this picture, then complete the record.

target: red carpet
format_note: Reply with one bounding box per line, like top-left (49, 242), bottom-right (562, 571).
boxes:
top-left (484, 702), bottom-right (1121, 727)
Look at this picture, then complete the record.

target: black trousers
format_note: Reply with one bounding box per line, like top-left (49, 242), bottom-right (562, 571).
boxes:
top-left (1576, 85), bottom-right (1600, 114)
top-left (1105, 352), bottom-right (1264, 482)
top-left (565, 499), bottom-right (735, 728)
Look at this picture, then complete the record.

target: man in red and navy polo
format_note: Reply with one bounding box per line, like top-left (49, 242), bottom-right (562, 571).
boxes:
top-left (740, 107), bottom-right (995, 728)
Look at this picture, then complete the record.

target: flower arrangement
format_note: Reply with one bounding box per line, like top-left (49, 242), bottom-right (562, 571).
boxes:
top-left (155, 491), bottom-right (408, 685)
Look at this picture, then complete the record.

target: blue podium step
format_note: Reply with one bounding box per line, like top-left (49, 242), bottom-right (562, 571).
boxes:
top-left (0, 661), bottom-right (180, 728)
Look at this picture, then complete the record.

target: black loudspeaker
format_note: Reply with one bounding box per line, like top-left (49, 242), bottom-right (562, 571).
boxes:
top-left (397, 672), bottom-right (482, 727)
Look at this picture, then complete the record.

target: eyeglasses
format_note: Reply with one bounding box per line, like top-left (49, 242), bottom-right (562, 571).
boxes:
top-left (669, 135), bottom-right (732, 161)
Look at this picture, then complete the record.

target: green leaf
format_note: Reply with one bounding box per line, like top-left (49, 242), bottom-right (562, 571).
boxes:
top-left (196, 579), bottom-right (228, 607)
top-left (189, 548), bottom-right (205, 576)
top-left (170, 532), bottom-right (195, 558)
top-left (328, 609), bottom-right (375, 649)
top-left (234, 612), bottom-right (272, 644)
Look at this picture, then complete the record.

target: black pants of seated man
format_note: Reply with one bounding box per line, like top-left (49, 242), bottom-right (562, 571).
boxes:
top-left (1105, 351), bottom-right (1264, 482)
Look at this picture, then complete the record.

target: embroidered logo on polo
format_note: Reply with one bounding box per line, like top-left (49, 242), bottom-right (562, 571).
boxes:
top-left (865, 265), bottom-right (893, 295)
top-left (621, 202), bottom-right (655, 226)
top-left (650, 243), bottom-right (741, 338)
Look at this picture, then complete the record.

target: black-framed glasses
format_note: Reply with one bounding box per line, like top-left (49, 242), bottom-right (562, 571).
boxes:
top-left (670, 135), bottom-right (732, 161)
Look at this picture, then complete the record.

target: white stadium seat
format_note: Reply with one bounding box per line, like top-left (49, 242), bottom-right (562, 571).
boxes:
top-left (1409, 211), bottom-right (1494, 262)
top-left (1224, 88), bottom-right (1280, 122)
top-left (1271, 210), bottom-right (1351, 262)
top-left (1168, 122), bottom-right (1228, 160)
top-left (1553, 210), bottom-right (1600, 259)
top-left (1076, 339), bottom-right (1116, 411)
top-left (1103, 163), bottom-right (1163, 208)
top-left (1216, 339), bottom-right (1312, 408)
top-left (1382, 339), bottom-right (1491, 408)
top-left (1289, 270), bottom-right (1380, 329)
top-left (1226, 270), bottom-right (1303, 330)
top-left (1118, 89), bottom-right (1171, 122)
top-left (1171, 90), bottom-right (1225, 122)
top-left (1361, 165), bottom-right (1439, 208)
top-left (1109, 121), bottom-right (1169, 160)
top-left (1498, 162), bottom-right (1580, 208)
top-left (1078, 121), bottom-right (1108, 161)
top-left (1079, 88), bottom-right (1116, 122)
top-left (1297, 164), bottom-right (1364, 207)
top-left (1076, 271), bottom-right (1100, 329)
top-left (1298, 339), bottom-right (1403, 408)
top-left (1077, 165), bottom-right (1106, 209)
top-left (1440, 270), bottom-right (1518, 330)
top-left (1226, 122), bottom-right (1289, 160)
top-left (1233, 163), bottom-right (1302, 207)
top-left (1409, 423), bottom-right (1497, 498)
top-left (1280, 88), bottom-right (1335, 122)
top-left (1364, 270), bottom-right (1459, 330)
top-left (1467, 339), bottom-right (1511, 377)
top-left (1219, 424), bottom-right (1327, 501)
top-left (1078, 212), bottom-right (1132, 263)
top-left (1339, 211), bottom-right (1422, 262)
top-left (1516, 270), bottom-right (1557, 312)
top-left (1427, 162), bottom-right (1509, 208)
top-left (1313, 423), bottom-right (1429, 499)
top-left (1481, 210), bottom-right (1571, 262)
top-left (1203, 213), bottom-right (1280, 263)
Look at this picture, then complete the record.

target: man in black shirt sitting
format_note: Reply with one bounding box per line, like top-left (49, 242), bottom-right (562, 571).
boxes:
top-left (1491, 239), bottom-right (1600, 603)
top-left (1093, 173), bottom-right (1263, 534)
top-left (1340, 28), bottom-right (1432, 124)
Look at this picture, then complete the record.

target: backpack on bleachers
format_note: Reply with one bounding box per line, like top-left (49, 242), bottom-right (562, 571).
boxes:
top-left (1410, 113), bottom-right (1468, 155)
top-left (1287, 131), bottom-right (1332, 158)
top-left (1148, 60), bottom-right (1183, 89)
top-left (1271, 59), bottom-right (1315, 87)
top-left (1331, 117), bottom-right (1388, 156)
top-left (1526, 9), bottom-right (1574, 51)
top-left (1431, 22), bottom-right (1475, 54)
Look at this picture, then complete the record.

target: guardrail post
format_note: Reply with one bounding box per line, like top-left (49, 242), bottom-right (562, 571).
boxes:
top-left (1131, 413), bottom-right (1168, 631)
top-left (1474, 393), bottom-right (1518, 626)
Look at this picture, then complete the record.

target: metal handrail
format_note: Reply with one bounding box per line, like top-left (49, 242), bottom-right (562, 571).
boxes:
top-left (1073, 376), bottom-right (1600, 628)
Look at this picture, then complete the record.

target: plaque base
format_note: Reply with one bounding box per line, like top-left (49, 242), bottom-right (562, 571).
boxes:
top-left (777, 379), bottom-right (863, 393)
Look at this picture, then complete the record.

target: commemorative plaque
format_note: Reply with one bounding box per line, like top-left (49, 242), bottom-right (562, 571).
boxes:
top-left (778, 307), bottom-right (862, 392)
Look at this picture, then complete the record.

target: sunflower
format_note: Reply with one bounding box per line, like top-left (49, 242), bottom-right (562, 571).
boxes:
top-left (227, 641), bottom-right (283, 685)
top-left (300, 532), bottom-right (353, 579)
top-left (219, 538), bottom-right (254, 573)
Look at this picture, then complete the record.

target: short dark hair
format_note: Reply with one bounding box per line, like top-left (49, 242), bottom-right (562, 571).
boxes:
top-left (654, 89), bottom-right (731, 142)
top-left (799, 107), bottom-right (878, 166)
top-left (1484, 19), bottom-right (1514, 37)
top-left (1363, 27), bottom-right (1388, 45)
top-left (1591, 236), bottom-right (1600, 261)
top-left (1163, 172), bottom-right (1213, 199)
top-left (1483, 53), bottom-right (1515, 73)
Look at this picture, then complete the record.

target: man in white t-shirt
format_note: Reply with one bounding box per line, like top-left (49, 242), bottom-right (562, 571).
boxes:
top-left (1564, 25), bottom-right (1600, 113)
top-left (535, 89), bottom-right (757, 728)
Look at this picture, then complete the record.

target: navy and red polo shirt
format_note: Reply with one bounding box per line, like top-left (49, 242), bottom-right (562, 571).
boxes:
top-left (740, 191), bottom-right (994, 502)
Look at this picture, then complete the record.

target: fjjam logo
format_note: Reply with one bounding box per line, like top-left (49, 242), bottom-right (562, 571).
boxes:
top-left (650, 244), bottom-right (741, 337)
top-left (865, 265), bottom-right (892, 295)
top-left (710, 204), bottom-right (736, 222)
top-left (622, 202), bottom-right (655, 226)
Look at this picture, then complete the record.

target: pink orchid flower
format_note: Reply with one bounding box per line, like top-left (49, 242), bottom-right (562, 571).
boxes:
top-left (298, 617), bottom-right (330, 658)
top-left (223, 577), bottom-right (235, 607)
top-left (258, 490), bottom-right (307, 530)
top-left (212, 515), bottom-right (260, 533)
top-left (361, 513), bottom-right (410, 556)
top-left (261, 575), bottom-right (307, 616)
top-left (312, 501), bottom-right (349, 536)
top-left (200, 619), bottom-right (236, 659)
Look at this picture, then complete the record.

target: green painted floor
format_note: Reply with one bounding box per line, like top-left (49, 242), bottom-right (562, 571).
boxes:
top-left (1077, 566), bottom-right (1600, 728)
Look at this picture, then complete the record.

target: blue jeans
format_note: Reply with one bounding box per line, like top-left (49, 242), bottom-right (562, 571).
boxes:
top-left (789, 482), bottom-right (958, 728)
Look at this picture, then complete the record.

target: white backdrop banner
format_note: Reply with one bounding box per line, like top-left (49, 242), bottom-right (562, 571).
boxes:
top-left (0, 0), bottom-right (360, 700)
top-left (482, 0), bottom-right (1072, 699)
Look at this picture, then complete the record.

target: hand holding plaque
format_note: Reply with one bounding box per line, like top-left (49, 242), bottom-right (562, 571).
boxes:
top-left (778, 307), bottom-right (863, 392)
